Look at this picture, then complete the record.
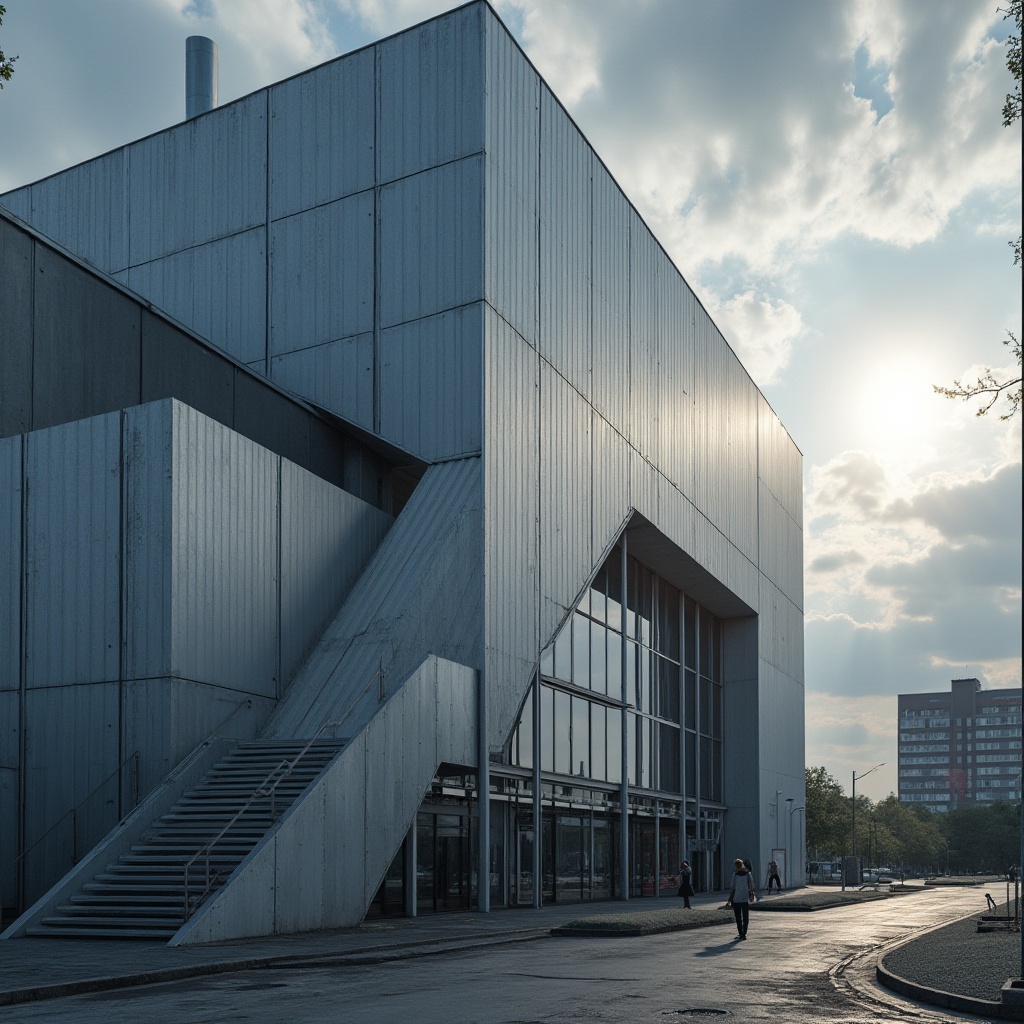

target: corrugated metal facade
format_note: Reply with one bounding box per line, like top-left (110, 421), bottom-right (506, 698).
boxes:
top-left (0, 0), bottom-right (803, 925)
top-left (265, 456), bottom-right (483, 741)
top-left (24, 412), bottom-right (122, 688)
top-left (0, 437), bottom-right (21, 912)
top-left (3, 398), bottom-right (393, 903)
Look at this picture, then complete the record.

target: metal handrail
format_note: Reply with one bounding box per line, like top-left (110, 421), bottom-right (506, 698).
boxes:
top-left (14, 751), bottom-right (141, 869)
top-left (183, 719), bottom-right (342, 919)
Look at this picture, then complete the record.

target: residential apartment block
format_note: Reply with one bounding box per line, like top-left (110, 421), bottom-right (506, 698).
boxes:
top-left (898, 678), bottom-right (1022, 811)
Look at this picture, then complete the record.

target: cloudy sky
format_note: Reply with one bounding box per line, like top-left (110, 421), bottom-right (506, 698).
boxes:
top-left (1, 0), bottom-right (1020, 801)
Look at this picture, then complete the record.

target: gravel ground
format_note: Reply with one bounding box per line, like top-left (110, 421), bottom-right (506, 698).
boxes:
top-left (881, 903), bottom-right (1022, 1002)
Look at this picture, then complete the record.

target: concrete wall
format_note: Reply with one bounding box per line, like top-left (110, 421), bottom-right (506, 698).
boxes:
top-left (0, 399), bottom-right (391, 907)
top-left (264, 456), bottom-right (483, 742)
top-left (174, 656), bottom-right (477, 943)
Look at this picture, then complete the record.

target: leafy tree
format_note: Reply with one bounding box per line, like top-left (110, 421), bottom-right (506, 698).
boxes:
top-left (805, 766), bottom-right (850, 859)
top-left (938, 801), bottom-right (1021, 874)
top-left (872, 794), bottom-right (943, 871)
top-left (0, 4), bottom-right (16, 88)
top-left (934, 0), bottom-right (1022, 418)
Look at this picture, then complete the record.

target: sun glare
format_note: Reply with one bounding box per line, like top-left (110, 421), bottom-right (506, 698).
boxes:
top-left (856, 356), bottom-right (951, 460)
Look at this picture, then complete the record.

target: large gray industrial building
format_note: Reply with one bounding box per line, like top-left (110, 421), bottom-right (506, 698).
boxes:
top-left (0, 1), bottom-right (804, 942)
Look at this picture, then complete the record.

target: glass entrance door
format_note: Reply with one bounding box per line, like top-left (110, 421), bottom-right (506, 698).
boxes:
top-left (417, 811), bottom-right (471, 914)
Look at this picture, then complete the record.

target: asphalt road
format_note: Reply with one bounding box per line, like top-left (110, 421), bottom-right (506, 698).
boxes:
top-left (2, 887), bottom-right (996, 1023)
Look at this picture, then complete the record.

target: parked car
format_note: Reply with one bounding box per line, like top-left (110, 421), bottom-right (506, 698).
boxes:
top-left (862, 868), bottom-right (894, 883)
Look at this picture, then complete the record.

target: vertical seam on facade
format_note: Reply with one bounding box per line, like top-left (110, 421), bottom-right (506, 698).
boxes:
top-left (17, 431), bottom-right (28, 909)
top-left (372, 44), bottom-right (381, 436)
top-left (276, 455), bottom-right (283, 699)
top-left (118, 409), bottom-right (127, 818)
top-left (125, 146), bottom-right (132, 277)
top-left (264, 88), bottom-right (272, 378)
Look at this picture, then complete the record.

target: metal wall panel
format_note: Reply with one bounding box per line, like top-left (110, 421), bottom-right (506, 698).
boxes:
top-left (264, 457), bottom-right (484, 740)
top-left (128, 93), bottom-right (267, 265)
top-left (127, 249), bottom-right (195, 335)
top-left (121, 678), bottom-right (273, 799)
top-left (269, 46), bottom-right (375, 221)
top-left (590, 413), bottom-right (632, 565)
top-left (22, 682), bottom-right (120, 904)
top-left (628, 208), bottom-right (659, 466)
top-left (127, 122), bottom-right (197, 263)
top-left (139, 310), bottom-right (236, 425)
top-left (170, 403), bottom-right (280, 697)
top-left (270, 192), bottom-right (374, 357)
top-left (483, 309), bottom-right (539, 745)
top-left (0, 437), bottom-right (21, 692)
top-left (655, 247), bottom-right (696, 496)
top-left (0, 188), bottom-right (30, 219)
top-left (32, 246), bottom-right (141, 432)
top-left (758, 392), bottom-right (803, 527)
top-left (270, 334), bottom-right (374, 433)
top-left (538, 365), bottom-right (592, 655)
top-left (376, 4), bottom-right (485, 184)
top-left (0, 216), bottom-right (33, 438)
top-left (191, 228), bottom-right (267, 366)
top-left (590, 163), bottom-right (630, 433)
top-left (379, 303), bottom-right (483, 460)
top-left (122, 401), bottom-right (173, 682)
top-left (24, 412), bottom-right (121, 688)
top-left (378, 156), bottom-right (485, 329)
top-left (483, 15), bottom-right (539, 346)
top-left (758, 483), bottom-right (803, 609)
top-left (279, 458), bottom-right (393, 687)
top-left (758, 575), bottom-right (805, 687)
top-left (757, 659), bottom-right (806, 782)
top-left (129, 229), bottom-right (267, 368)
top-left (0, 759), bottom-right (16, 909)
top-left (539, 88), bottom-right (591, 400)
top-left (19, 151), bottom-right (129, 273)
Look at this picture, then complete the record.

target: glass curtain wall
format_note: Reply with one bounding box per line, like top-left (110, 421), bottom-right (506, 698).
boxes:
top-left (507, 542), bottom-right (724, 903)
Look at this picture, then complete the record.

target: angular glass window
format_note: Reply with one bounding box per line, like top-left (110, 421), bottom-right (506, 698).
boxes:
top-left (572, 613), bottom-right (590, 689)
top-left (572, 696), bottom-right (590, 777)
top-left (555, 689), bottom-right (572, 775)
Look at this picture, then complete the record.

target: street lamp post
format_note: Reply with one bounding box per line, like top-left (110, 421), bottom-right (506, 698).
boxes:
top-left (788, 803), bottom-right (805, 888)
top-left (850, 763), bottom-right (885, 889)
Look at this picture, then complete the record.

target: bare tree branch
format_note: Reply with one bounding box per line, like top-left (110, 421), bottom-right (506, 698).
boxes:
top-left (934, 333), bottom-right (1023, 419)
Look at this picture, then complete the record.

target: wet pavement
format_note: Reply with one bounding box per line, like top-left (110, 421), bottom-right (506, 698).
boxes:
top-left (0, 885), bottom-right (1019, 1022)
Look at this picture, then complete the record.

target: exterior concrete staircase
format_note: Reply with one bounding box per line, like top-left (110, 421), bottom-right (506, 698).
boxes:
top-left (25, 740), bottom-right (342, 940)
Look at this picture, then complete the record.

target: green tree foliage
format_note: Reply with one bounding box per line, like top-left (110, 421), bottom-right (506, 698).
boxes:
top-left (934, 0), bottom-right (1022, 418)
top-left (805, 767), bottom-right (850, 859)
top-left (939, 801), bottom-right (1021, 874)
top-left (807, 769), bottom-right (1019, 875)
top-left (871, 794), bottom-right (944, 870)
top-left (1003, 0), bottom-right (1022, 126)
top-left (0, 5), bottom-right (16, 88)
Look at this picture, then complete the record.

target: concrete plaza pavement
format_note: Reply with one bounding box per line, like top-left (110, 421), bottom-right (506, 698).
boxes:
top-left (0, 884), bottom-right (1018, 1022)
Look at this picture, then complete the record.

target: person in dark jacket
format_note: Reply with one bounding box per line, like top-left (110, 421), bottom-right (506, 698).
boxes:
top-left (677, 860), bottom-right (694, 908)
top-left (727, 857), bottom-right (756, 938)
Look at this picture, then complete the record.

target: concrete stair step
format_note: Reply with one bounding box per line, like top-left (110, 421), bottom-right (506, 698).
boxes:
top-left (26, 925), bottom-right (176, 940)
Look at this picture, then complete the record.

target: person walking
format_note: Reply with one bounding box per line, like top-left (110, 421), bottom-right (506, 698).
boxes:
top-left (677, 860), bottom-right (694, 909)
top-left (727, 857), bottom-right (756, 939)
top-left (767, 858), bottom-right (782, 892)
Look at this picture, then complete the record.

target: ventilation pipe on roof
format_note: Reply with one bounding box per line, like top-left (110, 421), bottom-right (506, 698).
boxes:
top-left (185, 36), bottom-right (218, 119)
